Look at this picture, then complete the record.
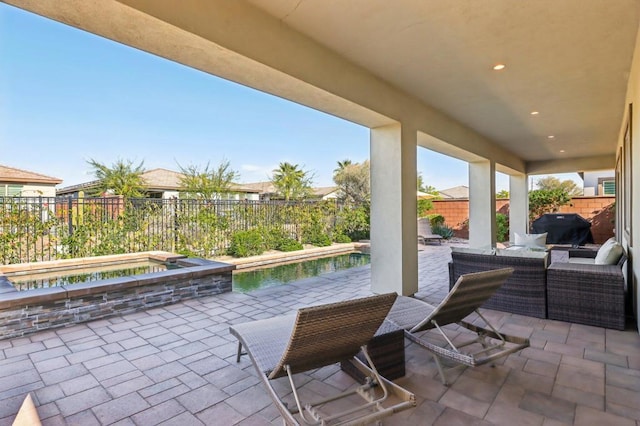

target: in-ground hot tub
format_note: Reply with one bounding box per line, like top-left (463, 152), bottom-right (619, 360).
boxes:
top-left (0, 251), bottom-right (235, 339)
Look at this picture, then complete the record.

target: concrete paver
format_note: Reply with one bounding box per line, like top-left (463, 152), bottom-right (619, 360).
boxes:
top-left (0, 243), bottom-right (638, 425)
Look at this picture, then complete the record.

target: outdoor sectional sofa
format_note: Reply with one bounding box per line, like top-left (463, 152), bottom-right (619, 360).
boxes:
top-left (448, 248), bottom-right (549, 319)
top-left (448, 243), bottom-right (629, 329)
top-left (547, 248), bottom-right (628, 330)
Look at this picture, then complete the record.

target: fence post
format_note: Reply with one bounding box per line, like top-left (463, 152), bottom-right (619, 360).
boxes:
top-left (67, 197), bottom-right (74, 238)
top-left (77, 191), bottom-right (85, 226)
top-left (173, 198), bottom-right (179, 252)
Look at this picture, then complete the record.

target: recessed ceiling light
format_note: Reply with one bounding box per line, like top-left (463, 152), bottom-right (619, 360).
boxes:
top-left (547, 135), bottom-right (555, 139)
top-left (530, 111), bottom-right (539, 115)
top-left (493, 64), bottom-right (506, 70)
top-left (559, 150), bottom-right (565, 153)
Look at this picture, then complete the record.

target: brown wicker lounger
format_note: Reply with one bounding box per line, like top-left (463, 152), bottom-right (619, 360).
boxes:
top-left (387, 268), bottom-right (530, 385)
top-left (418, 218), bottom-right (443, 245)
top-left (229, 294), bottom-right (416, 425)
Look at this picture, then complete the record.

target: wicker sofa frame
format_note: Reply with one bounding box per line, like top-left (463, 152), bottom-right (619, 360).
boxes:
top-left (546, 250), bottom-right (628, 330)
top-left (448, 251), bottom-right (548, 319)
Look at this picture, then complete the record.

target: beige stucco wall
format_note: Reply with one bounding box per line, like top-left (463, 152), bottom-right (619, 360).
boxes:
top-left (22, 184), bottom-right (57, 197)
top-left (620, 23), bottom-right (640, 329)
top-left (0, 183), bottom-right (57, 197)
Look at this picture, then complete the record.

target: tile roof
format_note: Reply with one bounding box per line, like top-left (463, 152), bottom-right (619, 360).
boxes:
top-left (57, 172), bottom-right (331, 196)
top-left (240, 182), bottom-right (338, 197)
top-left (57, 168), bottom-right (262, 194)
top-left (0, 165), bottom-right (62, 185)
top-left (438, 185), bottom-right (469, 199)
top-left (239, 181), bottom-right (278, 194)
top-left (140, 168), bottom-right (183, 190)
top-left (312, 186), bottom-right (339, 197)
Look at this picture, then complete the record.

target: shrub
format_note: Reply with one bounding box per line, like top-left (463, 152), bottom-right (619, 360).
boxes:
top-left (228, 229), bottom-right (265, 257)
top-left (301, 208), bottom-right (333, 247)
top-left (417, 199), bottom-right (433, 217)
top-left (276, 238), bottom-right (303, 252)
top-left (496, 213), bottom-right (509, 242)
top-left (426, 214), bottom-right (445, 227)
top-left (333, 233), bottom-right (352, 243)
top-left (334, 204), bottom-right (370, 241)
top-left (432, 223), bottom-right (454, 239)
top-left (307, 233), bottom-right (332, 247)
top-left (263, 227), bottom-right (288, 250)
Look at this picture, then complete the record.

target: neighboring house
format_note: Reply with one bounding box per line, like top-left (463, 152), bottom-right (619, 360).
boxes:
top-left (56, 168), bottom-right (262, 200)
top-left (238, 181), bottom-right (278, 200)
top-left (311, 186), bottom-right (340, 200)
top-left (438, 185), bottom-right (469, 199)
top-left (56, 170), bottom-right (338, 201)
top-left (579, 169), bottom-right (615, 196)
top-left (240, 181), bottom-right (339, 200)
top-left (0, 165), bottom-right (62, 197)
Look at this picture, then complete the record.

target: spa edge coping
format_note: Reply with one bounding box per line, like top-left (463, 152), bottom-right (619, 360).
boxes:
top-left (217, 242), bottom-right (369, 270)
top-left (0, 251), bottom-right (187, 275)
top-left (0, 254), bottom-right (235, 310)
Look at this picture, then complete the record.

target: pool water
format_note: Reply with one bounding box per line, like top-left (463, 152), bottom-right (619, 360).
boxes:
top-left (233, 252), bottom-right (371, 293)
top-left (10, 260), bottom-right (181, 291)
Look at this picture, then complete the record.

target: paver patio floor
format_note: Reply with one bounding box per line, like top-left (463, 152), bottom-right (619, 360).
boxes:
top-left (1, 243), bottom-right (639, 425)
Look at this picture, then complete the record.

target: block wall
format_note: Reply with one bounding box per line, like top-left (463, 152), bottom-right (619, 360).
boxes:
top-left (427, 196), bottom-right (614, 243)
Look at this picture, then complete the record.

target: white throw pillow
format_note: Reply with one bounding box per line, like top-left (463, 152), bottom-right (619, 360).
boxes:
top-left (594, 239), bottom-right (623, 265)
top-left (514, 232), bottom-right (547, 248)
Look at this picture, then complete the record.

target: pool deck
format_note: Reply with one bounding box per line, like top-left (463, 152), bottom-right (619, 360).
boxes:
top-left (1, 243), bottom-right (640, 425)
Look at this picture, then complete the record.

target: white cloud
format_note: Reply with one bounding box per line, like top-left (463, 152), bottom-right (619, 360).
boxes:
top-left (240, 164), bottom-right (276, 182)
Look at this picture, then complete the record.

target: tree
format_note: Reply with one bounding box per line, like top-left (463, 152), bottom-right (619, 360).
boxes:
top-left (416, 172), bottom-right (439, 216)
top-left (333, 160), bottom-right (370, 205)
top-left (535, 176), bottom-right (582, 196)
top-left (417, 172), bottom-right (438, 194)
top-left (496, 189), bottom-right (510, 199)
top-left (271, 162), bottom-right (314, 201)
top-left (528, 188), bottom-right (571, 220)
top-left (178, 159), bottom-right (239, 199)
top-left (87, 158), bottom-right (146, 197)
top-left (334, 159), bottom-right (353, 174)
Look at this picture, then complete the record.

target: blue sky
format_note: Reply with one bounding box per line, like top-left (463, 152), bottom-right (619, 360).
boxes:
top-left (0, 4), bottom-right (577, 191)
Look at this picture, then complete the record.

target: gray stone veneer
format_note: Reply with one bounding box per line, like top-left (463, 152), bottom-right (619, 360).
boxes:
top-left (0, 257), bottom-right (234, 340)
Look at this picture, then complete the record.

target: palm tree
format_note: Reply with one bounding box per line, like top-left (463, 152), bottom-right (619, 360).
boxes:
top-left (333, 159), bottom-right (353, 175)
top-left (87, 158), bottom-right (146, 197)
top-left (271, 162), bottom-right (313, 201)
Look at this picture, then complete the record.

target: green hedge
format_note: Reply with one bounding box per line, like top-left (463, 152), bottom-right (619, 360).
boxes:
top-left (228, 229), bottom-right (265, 257)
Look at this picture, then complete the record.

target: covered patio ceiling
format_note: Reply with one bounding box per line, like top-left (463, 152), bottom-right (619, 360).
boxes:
top-left (4, 0), bottom-right (640, 173)
top-left (247, 0), bottom-right (640, 170)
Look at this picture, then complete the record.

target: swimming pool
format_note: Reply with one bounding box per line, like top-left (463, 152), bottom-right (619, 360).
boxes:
top-left (232, 252), bottom-right (370, 293)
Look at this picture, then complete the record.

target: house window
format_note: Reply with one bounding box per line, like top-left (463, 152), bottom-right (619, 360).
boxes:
top-left (2, 184), bottom-right (23, 196)
top-left (602, 180), bottom-right (615, 195)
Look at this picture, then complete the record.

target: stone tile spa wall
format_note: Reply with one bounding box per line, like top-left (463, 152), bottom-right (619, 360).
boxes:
top-left (0, 255), bottom-right (234, 339)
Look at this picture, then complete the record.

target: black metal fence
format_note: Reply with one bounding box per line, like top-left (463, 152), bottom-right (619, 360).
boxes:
top-left (0, 196), bottom-right (344, 264)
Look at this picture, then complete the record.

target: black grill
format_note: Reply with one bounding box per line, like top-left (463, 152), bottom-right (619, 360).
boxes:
top-left (531, 213), bottom-right (593, 246)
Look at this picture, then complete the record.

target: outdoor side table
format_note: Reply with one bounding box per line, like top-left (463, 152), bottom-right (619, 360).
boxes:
top-left (340, 319), bottom-right (406, 383)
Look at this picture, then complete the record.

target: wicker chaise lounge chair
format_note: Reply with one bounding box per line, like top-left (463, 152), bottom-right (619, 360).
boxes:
top-left (386, 268), bottom-right (530, 385)
top-left (418, 218), bottom-right (443, 245)
top-left (229, 294), bottom-right (416, 426)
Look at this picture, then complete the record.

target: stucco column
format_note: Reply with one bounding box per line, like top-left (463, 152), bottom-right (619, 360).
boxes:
top-left (370, 123), bottom-right (418, 296)
top-left (469, 160), bottom-right (496, 248)
top-left (508, 173), bottom-right (529, 241)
